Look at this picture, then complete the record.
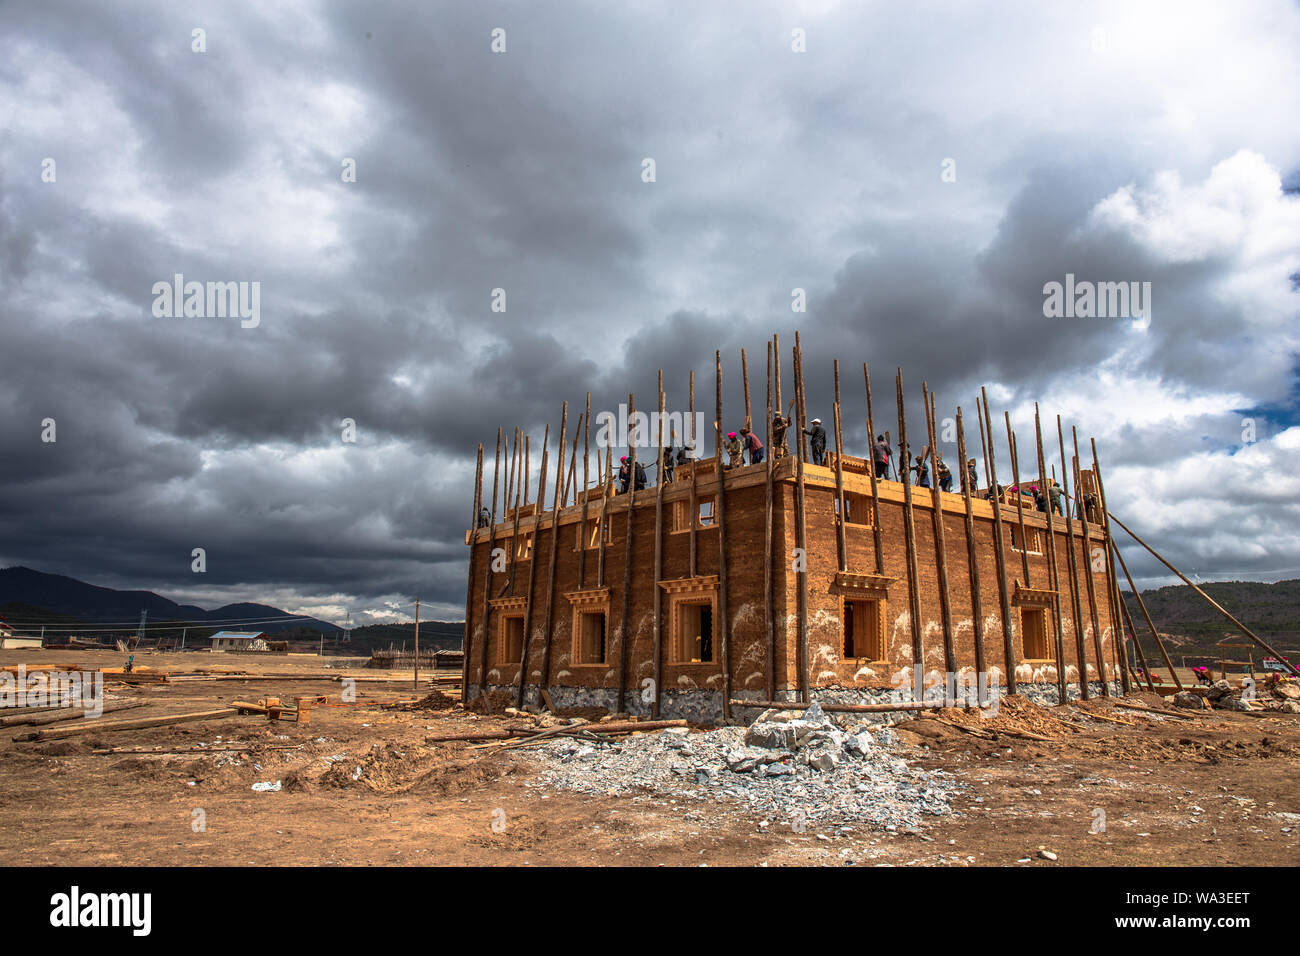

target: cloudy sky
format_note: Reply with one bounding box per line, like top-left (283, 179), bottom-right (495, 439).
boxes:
top-left (2, 0), bottom-right (1298, 625)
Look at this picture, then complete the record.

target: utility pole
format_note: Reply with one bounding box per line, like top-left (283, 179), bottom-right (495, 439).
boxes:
top-left (181, 627), bottom-right (187, 651)
top-left (414, 599), bottom-right (421, 693)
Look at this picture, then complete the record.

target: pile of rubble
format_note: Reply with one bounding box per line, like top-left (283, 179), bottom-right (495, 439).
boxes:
top-left (1174, 678), bottom-right (1300, 713)
top-left (526, 701), bottom-right (960, 832)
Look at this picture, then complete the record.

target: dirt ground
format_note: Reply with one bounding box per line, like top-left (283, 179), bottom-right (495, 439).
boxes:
top-left (2, 649), bottom-right (1298, 867)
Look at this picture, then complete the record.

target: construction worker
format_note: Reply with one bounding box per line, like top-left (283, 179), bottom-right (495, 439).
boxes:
top-left (676, 443), bottom-right (693, 466)
top-left (740, 426), bottom-right (764, 464)
top-left (661, 443), bottom-right (675, 484)
top-left (966, 458), bottom-right (978, 494)
top-left (936, 456), bottom-right (952, 492)
top-left (911, 455), bottom-right (929, 488)
top-left (725, 431), bottom-right (744, 468)
top-left (1048, 479), bottom-right (1064, 516)
top-left (804, 418), bottom-right (827, 466)
top-left (124, 654), bottom-right (135, 674)
top-left (772, 411), bottom-right (791, 460)
top-left (872, 435), bottom-right (891, 480)
top-left (477, 507), bottom-right (490, 528)
top-left (618, 456), bottom-right (632, 493)
top-left (634, 458), bottom-right (647, 491)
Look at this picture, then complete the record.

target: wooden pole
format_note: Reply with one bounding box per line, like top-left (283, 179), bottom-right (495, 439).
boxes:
top-left (462, 442), bottom-right (483, 702)
top-left (1110, 536), bottom-right (1185, 689)
top-left (896, 369), bottom-right (925, 695)
top-left (1033, 405), bottom-right (1068, 704)
top-left (764, 338), bottom-right (776, 701)
top-left (505, 428), bottom-right (524, 597)
top-left (597, 445), bottom-right (612, 588)
top-left (833, 360), bottom-right (847, 572)
top-left (793, 335), bottom-right (811, 702)
top-left (616, 394), bottom-right (637, 714)
top-left (863, 363), bottom-right (886, 574)
top-left (956, 407), bottom-right (987, 682)
top-left (14, 708), bottom-right (239, 742)
top-left (796, 334), bottom-right (810, 462)
top-left (1055, 416), bottom-right (1090, 700)
top-left (578, 392), bottom-right (591, 589)
top-left (479, 428), bottom-right (502, 696)
top-left (923, 387), bottom-right (956, 678)
top-left (1089, 438), bottom-right (1125, 697)
top-left (538, 402), bottom-right (569, 698)
top-left (1006, 417), bottom-right (1031, 587)
top-left (976, 400), bottom-right (990, 489)
top-left (1072, 427), bottom-right (1111, 693)
top-left (980, 389), bottom-right (1017, 695)
top-left (741, 347), bottom-right (752, 431)
top-left (1117, 583), bottom-right (1157, 691)
top-left (414, 598), bottom-right (420, 693)
top-left (688, 370), bottom-right (699, 578)
top-left (652, 373), bottom-right (667, 718)
top-left (516, 422), bottom-right (550, 707)
top-left (524, 434), bottom-right (530, 507)
top-left (715, 351), bottom-right (732, 720)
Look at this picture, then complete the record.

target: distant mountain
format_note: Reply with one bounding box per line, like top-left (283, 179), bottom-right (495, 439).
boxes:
top-left (1122, 579), bottom-right (1300, 658)
top-left (0, 566), bottom-right (341, 637)
top-left (346, 622), bottom-right (464, 654)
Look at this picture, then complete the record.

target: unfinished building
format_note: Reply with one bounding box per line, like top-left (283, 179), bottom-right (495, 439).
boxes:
top-left (460, 335), bottom-right (1135, 723)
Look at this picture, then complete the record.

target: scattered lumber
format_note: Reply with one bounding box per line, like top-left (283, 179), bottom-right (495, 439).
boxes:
top-left (424, 718), bottom-right (688, 745)
top-left (1113, 701), bottom-right (1195, 721)
top-left (730, 698), bottom-right (982, 714)
top-left (92, 744), bottom-right (302, 755)
top-left (0, 700), bottom-right (149, 727)
top-left (1069, 706), bottom-right (1135, 726)
top-left (13, 708), bottom-right (239, 742)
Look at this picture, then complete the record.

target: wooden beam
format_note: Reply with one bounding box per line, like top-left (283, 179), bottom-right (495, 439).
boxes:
top-left (538, 402), bottom-right (569, 698)
top-left (688, 370), bottom-right (699, 578)
top-left (14, 708), bottom-right (239, 742)
top-left (1118, 582), bottom-right (1157, 692)
top-left (1055, 415), bottom-right (1091, 700)
top-left (478, 427), bottom-right (502, 696)
top-left (1006, 416), bottom-right (1031, 587)
top-left (462, 441), bottom-right (483, 703)
top-left (980, 388), bottom-right (1017, 696)
top-left (896, 369), bottom-right (925, 694)
top-left (715, 350), bottom-right (733, 721)
top-left (616, 394), bottom-right (638, 714)
top-left (833, 360), bottom-right (848, 572)
top-left (578, 392), bottom-right (591, 589)
top-left (652, 373), bottom-right (667, 719)
top-left (924, 386), bottom-right (956, 678)
top-left (764, 338), bottom-right (777, 702)
top-left (793, 334), bottom-right (811, 702)
top-left (1110, 535), bottom-right (1187, 690)
top-left (0, 700), bottom-right (149, 727)
top-left (1071, 427), bottom-right (1110, 693)
top-left (515, 422), bottom-right (550, 707)
top-left (1089, 438), bottom-right (1124, 697)
top-left (956, 406), bottom-right (987, 683)
top-left (863, 363), bottom-right (886, 575)
top-left (1033, 405), bottom-right (1068, 704)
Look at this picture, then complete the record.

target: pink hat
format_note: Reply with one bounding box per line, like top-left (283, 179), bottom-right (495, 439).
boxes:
top-left (728, 432), bottom-right (737, 438)
top-left (621, 456), bottom-right (628, 462)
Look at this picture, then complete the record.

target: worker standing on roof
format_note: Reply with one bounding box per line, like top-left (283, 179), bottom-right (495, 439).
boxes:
top-left (725, 431), bottom-right (744, 468)
top-left (872, 435), bottom-right (891, 480)
top-left (911, 454), bottom-right (930, 488)
top-left (618, 456), bottom-right (632, 493)
top-left (661, 442), bottom-right (675, 484)
top-left (740, 426), bottom-right (764, 465)
top-left (1048, 478), bottom-right (1064, 516)
top-left (478, 506), bottom-right (490, 528)
top-left (772, 409), bottom-right (792, 460)
top-left (937, 456), bottom-right (952, 492)
top-left (634, 458), bottom-right (647, 491)
top-left (804, 418), bottom-right (827, 466)
top-left (676, 443), bottom-right (693, 466)
top-left (966, 458), bottom-right (978, 493)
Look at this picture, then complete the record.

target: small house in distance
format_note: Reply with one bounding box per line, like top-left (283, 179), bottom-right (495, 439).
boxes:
top-left (210, 631), bottom-right (268, 652)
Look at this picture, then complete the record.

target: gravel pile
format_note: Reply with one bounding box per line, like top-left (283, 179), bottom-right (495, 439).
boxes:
top-left (525, 701), bottom-right (961, 832)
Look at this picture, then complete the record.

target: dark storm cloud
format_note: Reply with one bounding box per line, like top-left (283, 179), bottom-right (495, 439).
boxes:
top-left (1, 0), bottom-right (1298, 621)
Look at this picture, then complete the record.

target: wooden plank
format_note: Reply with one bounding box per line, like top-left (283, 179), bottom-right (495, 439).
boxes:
top-left (896, 369), bottom-right (925, 694)
top-left (652, 374), bottom-right (667, 719)
top-left (923, 386), bottom-right (955, 678)
top-left (0, 700), bottom-right (149, 727)
top-left (515, 422), bottom-right (550, 707)
top-left (980, 388), bottom-right (1017, 696)
top-left (715, 350), bottom-right (732, 721)
top-left (14, 708), bottom-right (240, 742)
top-left (956, 406), bottom-right (987, 682)
top-left (1033, 405), bottom-right (1068, 704)
top-left (478, 428), bottom-right (503, 696)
